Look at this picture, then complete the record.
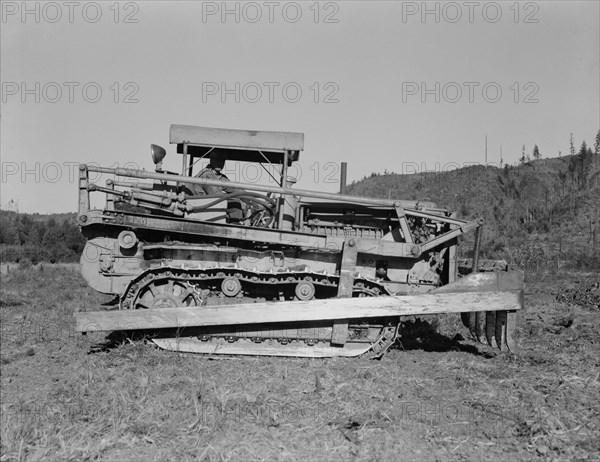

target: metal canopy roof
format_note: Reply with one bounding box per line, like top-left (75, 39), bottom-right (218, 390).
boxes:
top-left (170, 125), bottom-right (304, 164)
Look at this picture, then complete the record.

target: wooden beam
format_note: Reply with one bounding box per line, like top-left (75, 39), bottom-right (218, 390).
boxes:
top-left (332, 240), bottom-right (358, 345)
top-left (75, 290), bottom-right (523, 333)
top-left (394, 203), bottom-right (413, 244)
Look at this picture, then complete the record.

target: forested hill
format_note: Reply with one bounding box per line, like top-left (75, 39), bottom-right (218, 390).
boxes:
top-left (347, 152), bottom-right (600, 268)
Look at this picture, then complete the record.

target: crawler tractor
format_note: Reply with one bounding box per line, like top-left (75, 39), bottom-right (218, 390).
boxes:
top-left (75, 125), bottom-right (523, 358)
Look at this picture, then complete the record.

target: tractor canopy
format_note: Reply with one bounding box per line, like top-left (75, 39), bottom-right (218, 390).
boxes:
top-left (170, 124), bottom-right (304, 166)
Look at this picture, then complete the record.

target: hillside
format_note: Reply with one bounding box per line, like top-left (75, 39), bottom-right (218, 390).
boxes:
top-left (347, 154), bottom-right (600, 270)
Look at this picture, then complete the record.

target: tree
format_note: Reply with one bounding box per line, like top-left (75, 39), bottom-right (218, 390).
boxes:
top-left (532, 145), bottom-right (541, 160)
top-left (577, 141), bottom-right (593, 189)
top-left (567, 156), bottom-right (577, 187)
top-left (595, 129), bottom-right (600, 154)
top-left (557, 170), bottom-right (567, 197)
top-left (570, 133), bottom-right (576, 156)
top-left (520, 145), bottom-right (526, 164)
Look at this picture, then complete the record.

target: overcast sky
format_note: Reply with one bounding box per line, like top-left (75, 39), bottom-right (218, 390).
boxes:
top-left (1, 1), bottom-right (599, 213)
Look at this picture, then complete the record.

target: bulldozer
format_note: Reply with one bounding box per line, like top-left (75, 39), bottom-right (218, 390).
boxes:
top-left (74, 124), bottom-right (523, 358)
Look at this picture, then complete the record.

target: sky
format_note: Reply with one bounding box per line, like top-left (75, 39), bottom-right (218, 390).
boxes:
top-left (1, 0), bottom-right (599, 213)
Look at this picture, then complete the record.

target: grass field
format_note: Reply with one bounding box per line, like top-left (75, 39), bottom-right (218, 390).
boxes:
top-left (1, 265), bottom-right (599, 461)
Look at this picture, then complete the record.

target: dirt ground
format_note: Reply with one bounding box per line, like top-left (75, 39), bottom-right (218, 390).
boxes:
top-left (1, 265), bottom-right (598, 461)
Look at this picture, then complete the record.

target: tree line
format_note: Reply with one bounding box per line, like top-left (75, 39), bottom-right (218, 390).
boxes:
top-left (0, 212), bottom-right (85, 263)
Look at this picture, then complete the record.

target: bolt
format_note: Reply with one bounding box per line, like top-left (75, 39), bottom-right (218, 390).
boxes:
top-left (347, 239), bottom-right (356, 247)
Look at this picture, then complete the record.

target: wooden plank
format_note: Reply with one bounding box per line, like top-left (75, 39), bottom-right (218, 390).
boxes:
top-left (75, 290), bottom-right (524, 333)
top-left (332, 240), bottom-right (358, 345)
top-left (394, 204), bottom-right (413, 244)
top-left (447, 236), bottom-right (457, 284)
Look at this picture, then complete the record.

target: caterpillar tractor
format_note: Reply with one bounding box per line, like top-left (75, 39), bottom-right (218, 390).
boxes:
top-left (74, 125), bottom-right (524, 358)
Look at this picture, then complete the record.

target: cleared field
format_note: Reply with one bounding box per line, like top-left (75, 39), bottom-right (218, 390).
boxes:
top-left (1, 266), bottom-right (598, 461)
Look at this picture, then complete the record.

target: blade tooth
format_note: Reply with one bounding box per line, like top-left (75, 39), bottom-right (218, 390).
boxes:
top-left (468, 312), bottom-right (477, 339)
top-left (505, 311), bottom-right (517, 352)
top-left (461, 312), bottom-right (471, 330)
top-left (474, 312), bottom-right (487, 344)
top-left (486, 311), bottom-right (498, 348)
top-left (495, 311), bottom-right (508, 351)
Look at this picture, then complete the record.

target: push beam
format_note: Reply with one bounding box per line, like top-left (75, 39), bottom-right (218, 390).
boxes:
top-left (75, 290), bottom-right (522, 333)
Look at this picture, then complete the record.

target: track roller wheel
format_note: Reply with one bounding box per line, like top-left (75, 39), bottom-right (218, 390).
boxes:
top-left (295, 280), bottom-right (316, 300)
top-left (221, 277), bottom-right (242, 297)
